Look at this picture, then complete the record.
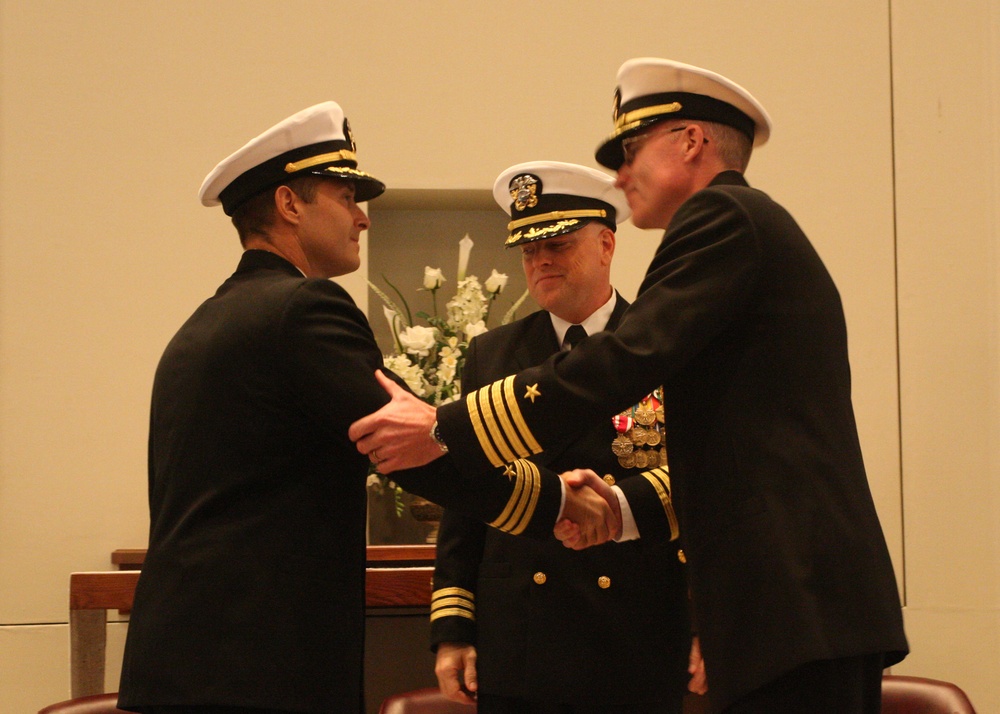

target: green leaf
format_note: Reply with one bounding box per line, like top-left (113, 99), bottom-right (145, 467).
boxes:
top-left (501, 288), bottom-right (531, 325)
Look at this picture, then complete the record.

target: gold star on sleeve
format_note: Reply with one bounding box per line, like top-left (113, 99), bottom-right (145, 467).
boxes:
top-left (465, 377), bottom-right (542, 467)
top-left (524, 383), bottom-right (541, 403)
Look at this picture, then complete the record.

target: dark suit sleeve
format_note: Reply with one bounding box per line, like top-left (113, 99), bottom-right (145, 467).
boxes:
top-left (436, 188), bottom-right (761, 536)
top-left (429, 336), bottom-right (488, 648)
top-left (283, 279), bottom-right (563, 536)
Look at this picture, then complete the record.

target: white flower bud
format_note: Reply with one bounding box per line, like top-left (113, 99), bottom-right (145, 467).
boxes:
top-left (484, 269), bottom-right (508, 295)
top-left (423, 266), bottom-right (446, 290)
top-left (457, 235), bottom-right (474, 281)
top-left (383, 305), bottom-right (401, 336)
top-left (464, 320), bottom-right (488, 339)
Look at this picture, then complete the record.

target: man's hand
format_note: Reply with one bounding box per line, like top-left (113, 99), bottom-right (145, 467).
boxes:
top-left (553, 469), bottom-right (622, 549)
top-left (434, 642), bottom-right (478, 704)
top-left (688, 635), bottom-right (708, 694)
top-left (348, 370), bottom-right (443, 474)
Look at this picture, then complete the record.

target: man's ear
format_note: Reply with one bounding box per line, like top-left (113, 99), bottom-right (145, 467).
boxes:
top-left (600, 226), bottom-right (617, 264)
top-left (273, 185), bottom-right (301, 224)
top-left (681, 124), bottom-right (708, 162)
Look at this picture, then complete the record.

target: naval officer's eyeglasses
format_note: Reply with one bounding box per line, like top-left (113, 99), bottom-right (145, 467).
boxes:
top-left (621, 125), bottom-right (707, 165)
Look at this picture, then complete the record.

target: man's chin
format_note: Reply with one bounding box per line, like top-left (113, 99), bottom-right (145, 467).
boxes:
top-left (629, 209), bottom-right (656, 230)
top-left (633, 214), bottom-right (670, 231)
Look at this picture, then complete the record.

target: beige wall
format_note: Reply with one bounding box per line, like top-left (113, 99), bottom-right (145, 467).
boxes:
top-left (891, 0), bottom-right (1000, 705)
top-left (0, 1), bottom-right (996, 712)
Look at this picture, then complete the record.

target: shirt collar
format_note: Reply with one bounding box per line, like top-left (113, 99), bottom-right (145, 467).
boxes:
top-left (550, 290), bottom-right (617, 349)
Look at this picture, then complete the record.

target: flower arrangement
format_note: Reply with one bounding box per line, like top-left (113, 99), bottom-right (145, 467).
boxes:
top-left (366, 234), bottom-right (529, 515)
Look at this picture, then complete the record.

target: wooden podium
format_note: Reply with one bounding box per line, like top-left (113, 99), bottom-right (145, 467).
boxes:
top-left (74, 546), bottom-right (439, 713)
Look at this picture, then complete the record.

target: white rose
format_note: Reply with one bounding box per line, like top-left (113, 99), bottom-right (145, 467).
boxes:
top-left (484, 269), bottom-right (508, 295)
top-left (423, 267), bottom-right (446, 290)
top-left (464, 320), bottom-right (488, 339)
top-left (398, 325), bottom-right (437, 356)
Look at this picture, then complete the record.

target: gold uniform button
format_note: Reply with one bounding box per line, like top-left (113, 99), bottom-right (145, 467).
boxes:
top-left (603, 474), bottom-right (616, 486)
top-left (533, 572), bottom-right (547, 585)
top-left (598, 576), bottom-right (611, 589)
top-left (677, 549), bottom-right (687, 564)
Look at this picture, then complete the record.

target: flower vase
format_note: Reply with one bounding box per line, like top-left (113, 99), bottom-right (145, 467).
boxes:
top-left (408, 496), bottom-right (444, 544)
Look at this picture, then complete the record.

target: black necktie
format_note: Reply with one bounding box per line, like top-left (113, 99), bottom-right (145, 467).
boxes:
top-left (564, 324), bottom-right (587, 349)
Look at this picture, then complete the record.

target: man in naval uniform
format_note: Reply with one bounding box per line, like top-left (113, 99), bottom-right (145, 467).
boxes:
top-left (117, 102), bottom-right (616, 714)
top-left (350, 59), bottom-right (908, 714)
top-left (431, 162), bottom-right (692, 714)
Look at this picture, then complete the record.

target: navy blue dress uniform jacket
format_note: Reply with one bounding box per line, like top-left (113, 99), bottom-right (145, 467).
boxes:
top-left (117, 250), bottom-right (565, 714)
top-left (436, 172), bottom-right (909, 713)
top-left (430, 297), bottom-right (690, 708)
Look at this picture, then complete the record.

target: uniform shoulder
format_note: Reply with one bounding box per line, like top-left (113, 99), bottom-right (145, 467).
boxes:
top-left (699, 173), bottom-right (775, 210)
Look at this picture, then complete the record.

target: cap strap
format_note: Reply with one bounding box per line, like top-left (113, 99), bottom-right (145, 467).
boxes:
top-left (285, 149), bottom-right (357, 173)
top-left (507, 208), bottom-right (607, 231)
top-left (615, 101), bottom-right (682, 129)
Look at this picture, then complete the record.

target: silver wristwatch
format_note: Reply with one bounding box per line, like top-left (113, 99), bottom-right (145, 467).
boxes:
top-left (430, 420), bottom-right (449, 453)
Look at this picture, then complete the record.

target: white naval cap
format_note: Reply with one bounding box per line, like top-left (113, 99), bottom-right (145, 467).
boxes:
top-left (596, 58), bottom-right (772, 170)
top-left (198, 101), bottom-right (385, 215)
top-left (493, 161), bottom-right (630, 248)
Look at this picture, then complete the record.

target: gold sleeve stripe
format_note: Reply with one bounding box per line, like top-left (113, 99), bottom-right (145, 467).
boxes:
top-left (432, 587), bottom-right (474, 601)
top-left (479, 384), bottom-right (518, 463)
top-left (464, 377), bottom-right (542, 467)
top-left (491, 379), bottom-right (529, 457)
top-left (489, 460), bottom-right (527, 531)
top-left (502, 461), bottom-right (533, 535)
top-left (642, 468), bottom-right (680, 541)
top-left (490, 459), bottom-right (541, 535)
top-left (466, 390), bottom-right (505, 467)
top-left (431, 596), bottom-right (473, 611)
top-left (508, 461), bottom-right (542, 536)
top-left (503, 377), bottom-right (542, 454)
top-left (430, 607), bottom-right (476, 622)
top-left (431, 587), bottom-right (475, 621)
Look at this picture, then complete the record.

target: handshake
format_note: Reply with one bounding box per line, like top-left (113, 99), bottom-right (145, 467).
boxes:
top-left (348, 370), bottom-right (624, 549)
top-left (555, 469), bottom-right (623, 549)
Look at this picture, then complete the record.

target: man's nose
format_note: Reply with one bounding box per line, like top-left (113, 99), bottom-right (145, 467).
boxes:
top-left (615, 165), bottom-right (631, 188)
top-left (532, 249), bottom-right (553, 266)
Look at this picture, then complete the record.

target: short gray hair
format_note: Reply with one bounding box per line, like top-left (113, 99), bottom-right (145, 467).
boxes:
top-left (700, 121), bottom-right (753, 172)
